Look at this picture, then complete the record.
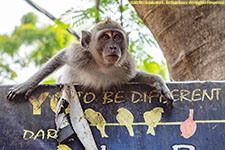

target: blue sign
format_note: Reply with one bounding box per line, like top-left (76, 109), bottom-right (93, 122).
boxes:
top-left (0, 82), bottom-right (224, 150)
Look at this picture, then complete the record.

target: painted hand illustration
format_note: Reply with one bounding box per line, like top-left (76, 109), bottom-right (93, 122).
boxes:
top-left (116, 108), bottom-right (134, 136)
top-left (143, 107), bottom-right (164, 136)
top-left (180, 109), bottom-right (197, 139)
top-left (84, 108), bottom-right (109, 138)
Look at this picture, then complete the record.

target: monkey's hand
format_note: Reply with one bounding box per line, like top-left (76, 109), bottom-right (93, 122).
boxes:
top-left (132, 71), bottom-right (174, 109)
top-left (7, 82), bottom-right (37, 100)
top-left (153, 81), bottom-right (174, 109)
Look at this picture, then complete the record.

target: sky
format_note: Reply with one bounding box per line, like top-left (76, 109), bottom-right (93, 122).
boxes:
top-left (0, 0), bottom-right (92, 84)
top-left (0, 0), bottom-right (165, 84)
top-left (0, 0), bottom-right (90, 34)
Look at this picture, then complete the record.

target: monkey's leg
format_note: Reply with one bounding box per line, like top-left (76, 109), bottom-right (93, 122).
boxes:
top-left (131, 71), bottom-right (174, 109)
top-left (7, 49), bottom-right (67, 100)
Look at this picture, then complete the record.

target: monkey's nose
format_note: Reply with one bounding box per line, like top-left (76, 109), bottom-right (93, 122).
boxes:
top-left (109, 45), bottom-right (117, 50)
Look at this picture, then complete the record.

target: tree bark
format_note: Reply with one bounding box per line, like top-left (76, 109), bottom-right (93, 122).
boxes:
top-left (130, 2), bottom-right (225, 81)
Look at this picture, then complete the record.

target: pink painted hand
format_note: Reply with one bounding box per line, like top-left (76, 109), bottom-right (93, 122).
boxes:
top-left (180, 109), bottom-right (197, 139)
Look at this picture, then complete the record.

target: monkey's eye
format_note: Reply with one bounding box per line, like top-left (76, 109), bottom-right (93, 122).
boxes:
top-left (114, 34), bottom-right (122, 42)
top-left (102, 34), bottom-right (110, 40)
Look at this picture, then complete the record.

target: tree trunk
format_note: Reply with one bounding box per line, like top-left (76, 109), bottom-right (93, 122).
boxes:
top-left (130, 2), bottom-right (225, 81)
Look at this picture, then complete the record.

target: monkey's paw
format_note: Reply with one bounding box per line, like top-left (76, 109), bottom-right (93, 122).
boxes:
top-left (154, 82), bottom-right (174, 109)
top-left (7, 83), bottom-right (36, 100)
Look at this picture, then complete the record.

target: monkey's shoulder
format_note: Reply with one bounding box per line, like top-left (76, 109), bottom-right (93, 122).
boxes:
top-left (64, 43), bottom-right (92, 65)
top-left (65, 43), bottom-right (84, 54)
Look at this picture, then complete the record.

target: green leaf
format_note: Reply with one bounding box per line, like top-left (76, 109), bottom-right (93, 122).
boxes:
top-left (10, 71), bottom-right (18, 79)
top-left (42, 77), bottom-right (56, 84)
top-left (54, 19), bottom-right (70, 29)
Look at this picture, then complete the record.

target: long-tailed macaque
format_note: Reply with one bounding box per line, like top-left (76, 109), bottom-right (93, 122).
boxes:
top-left (7, 18), bottom-right (173, 108)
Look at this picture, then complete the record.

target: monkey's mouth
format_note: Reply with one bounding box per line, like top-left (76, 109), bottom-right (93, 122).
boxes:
top-left (107, 54), bottom-right (119, 57)
top-left (106, 55), bottom-right (119, 62)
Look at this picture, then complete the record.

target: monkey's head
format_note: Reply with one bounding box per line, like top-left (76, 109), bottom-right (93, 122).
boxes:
top-left (81, 18), bottom-right (129, 67)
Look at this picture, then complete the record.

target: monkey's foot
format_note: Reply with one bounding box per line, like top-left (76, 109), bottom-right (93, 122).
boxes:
top-left (154, 82), bottom-right (174, 109)
top-left (164, 99), bottom-right (173, 110)
top-left (7, 83), bottom-right (36, 100)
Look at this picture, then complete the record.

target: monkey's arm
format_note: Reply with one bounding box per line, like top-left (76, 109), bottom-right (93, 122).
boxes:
top-left (131, 70), bottom-right (174, 108)
top-left (7, 49), bottom-right (67, 100)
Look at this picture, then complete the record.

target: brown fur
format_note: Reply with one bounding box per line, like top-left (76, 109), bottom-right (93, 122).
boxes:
top-left (61, 18), bottom-right (137, 90)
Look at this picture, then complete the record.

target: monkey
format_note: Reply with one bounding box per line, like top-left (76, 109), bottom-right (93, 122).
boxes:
top-left (7, 18), bottom-right (173, 107)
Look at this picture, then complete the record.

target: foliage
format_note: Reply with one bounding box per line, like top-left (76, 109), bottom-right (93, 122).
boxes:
top-left (42, 77), bottom-right (56, 84)
top-left (0, 1), bottom-right (169, 83)
top-left (21, 12), bottom-right (37, 25)
top-left (60, 0), bottom-right (168, 80)
top-left (0, 13), bottom-right (75, 83)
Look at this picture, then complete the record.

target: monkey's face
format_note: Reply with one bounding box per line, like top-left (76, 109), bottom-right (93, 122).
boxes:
top-left (81, 28), bottom-right (128, 66)
top-left (98, 30), bottom-right (124, 65)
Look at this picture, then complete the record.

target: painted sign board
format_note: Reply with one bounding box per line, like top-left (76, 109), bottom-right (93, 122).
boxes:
top-left (0, 82), bottom-right (224, 150)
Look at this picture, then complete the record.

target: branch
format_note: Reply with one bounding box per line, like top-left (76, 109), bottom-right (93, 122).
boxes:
top-left (96, 0), bottom-right (100, 23)
top-left (117, 0), bottom-right (123, 26)
top-left (24, 0), bottom-right (80, 40)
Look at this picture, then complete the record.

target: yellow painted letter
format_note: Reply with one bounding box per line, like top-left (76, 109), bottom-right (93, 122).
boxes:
top-left (34, 129), bottom-right (45, 140)
top-left (29, 92), bottom-right (49, 115)
top-left (131, 91), bottom-right (142, 103)
top-left (50, 92), bottom-right (62, 113)
top-left (47, 129), bottom-right (57, 139)
top-left (192, 89), bottom-right (201, 101)
top-left (171, 89), bottom-right (180, 102)
top-left (23, 129), bottom-right (34, 140)
top-left (149, 90), bottom-right (159, 103)
top-left (115, 91), bottom-right (125, 103)
top-left (83, 92), bottom-right (96, 104)
top-left (202, 88), bottom-right (221, 101)
top-left (180, 90), bottom-right (191, 102)
top-left (103, 92), bottom-right (114, 104)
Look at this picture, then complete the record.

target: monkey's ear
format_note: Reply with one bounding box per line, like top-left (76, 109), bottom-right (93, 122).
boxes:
top-left (81, 31), bottom-right (91, 49)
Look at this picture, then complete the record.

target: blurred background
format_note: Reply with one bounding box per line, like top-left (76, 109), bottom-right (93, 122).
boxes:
top-left (0, 0), bottom-right (169, 84)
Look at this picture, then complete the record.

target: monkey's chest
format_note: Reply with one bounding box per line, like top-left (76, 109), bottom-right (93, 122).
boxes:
top-left (71, 69), bottom-right (128, 90)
